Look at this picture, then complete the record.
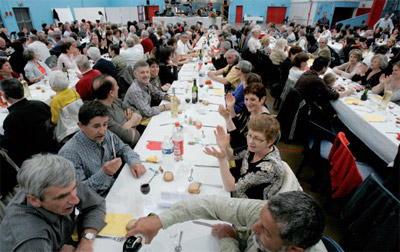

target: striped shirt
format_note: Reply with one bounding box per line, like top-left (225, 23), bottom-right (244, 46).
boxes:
top-left (59, 130), bottom-right (141, 197)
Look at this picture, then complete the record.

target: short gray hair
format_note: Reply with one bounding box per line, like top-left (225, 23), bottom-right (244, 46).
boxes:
top-left (225, 49), bottom-right (240, 58)
top-left (87, 47), bottom-right (101, 61)
top-left (221, 41), bottom-right (232, 50)
top-left (126, 37), bottom-right (135, 48)
top-left (75, 54), bottom-right (91, 69)
top-left (23, 48), bottom-right (36, 61)
top-left (299, 30), bottom-right (306, 36)
top-left (133, 60), bottom-right (149, 72)
top-left (371, 54), bottom-right (388, 69)
top-left (17, 154), bottom-right (76, 201)
top-left (141, 30), bottom-right (149, 38)
top-left (49, 70), bottom-right (69, 91)
top-left (37, 30), bottom-right (45, 38)
top-left (268, 191), bottom-right (325, 250)
top-left (238, 60), bottom-right (252, 74)
top-left (147, 27), bottom-right (154, 34)
top-left (139, 23), bottom-right (146, 30)
top-left (29, 35), bottom-right (38, 42)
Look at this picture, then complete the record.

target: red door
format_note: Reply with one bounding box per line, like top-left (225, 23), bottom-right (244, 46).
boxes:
top-left (148, 6), bottom-right (159, 22)
top-left (367, 0), bottom-right (385, 28)
top-left (266, 7), bottom-right (287, 24)
top-left (235, 6), bottom-right (243, 23)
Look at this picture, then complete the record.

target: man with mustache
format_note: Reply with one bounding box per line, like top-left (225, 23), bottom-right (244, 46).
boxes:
top-left (59, 100), bottom-right (146, 197)
top-left (127, 191), bottom-right (327, 252)
top-left (0, 154), bottom-right (106, 251)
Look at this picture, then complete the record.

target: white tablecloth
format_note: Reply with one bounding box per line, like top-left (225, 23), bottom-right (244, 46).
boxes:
top-left (153, 16), bottom-right (221, 29)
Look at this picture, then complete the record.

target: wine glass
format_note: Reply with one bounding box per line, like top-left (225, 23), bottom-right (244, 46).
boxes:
top-left (194, 119), bottom-right (203, 138)
top-left (199, 83), bottom-right (204, 89)
top-left (140, 183), bottom-right (150, 195)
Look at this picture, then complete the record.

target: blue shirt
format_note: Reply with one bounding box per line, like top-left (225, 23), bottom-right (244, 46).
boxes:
top-left (59, 130), bottom-right (141, 197)
top-left (233, 80), bottom-right (245, 113)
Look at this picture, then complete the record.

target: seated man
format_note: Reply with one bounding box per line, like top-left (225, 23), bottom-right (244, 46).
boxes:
top-left (209, 40), bottom-right (231, 70)
top-left (207, 49), bottom-right (240, 91)
top-left (75, 55), bottom-right (101, 101)
top-left (93, 74), bottom-right (142, 148)
top-left (310, 37), bottom-right (331, 63)
top-left (0, 79), bottom-right (55, 166)
top-left (87, 47), bottom-right (118, 80)
top-left (0, 154), bottom-right (106, 251)
top-left (127, 191), bottom-right (327, 251)
top-left (124, 61), bottom-right (172, 120)
top-left (59, 100), bottom-right (146, 197)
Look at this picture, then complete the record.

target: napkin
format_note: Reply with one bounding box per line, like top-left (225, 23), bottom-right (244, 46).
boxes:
top-left (344, 98), bottom-right (364, 106)
top-left (361, 115), bottom-right (385, 122)
top-left (146, 141), bottom-right (162, 150)
top-left (99, 212), bottom-right (134, 236)
top-left (212, 89), bottom-right (224, 95)
top-left (374, 95), bottom-right (383, 100)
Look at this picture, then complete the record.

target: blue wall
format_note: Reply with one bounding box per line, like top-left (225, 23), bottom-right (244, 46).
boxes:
top-left (0, 0), bottom-right (165, 33)
top-left (229, 0), bottom-right (291, 24)
top-left (312, 1), bottom-right (360, 26)
top-left (336, 13), bottom-right (369, 28)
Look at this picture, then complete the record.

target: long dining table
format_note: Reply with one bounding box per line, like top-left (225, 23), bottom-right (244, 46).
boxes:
top-left (92, 34), bottom-right (232, 251)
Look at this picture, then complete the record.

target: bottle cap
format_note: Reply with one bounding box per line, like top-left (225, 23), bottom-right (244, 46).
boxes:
top-left (175, 122), bottom-right (180, 127)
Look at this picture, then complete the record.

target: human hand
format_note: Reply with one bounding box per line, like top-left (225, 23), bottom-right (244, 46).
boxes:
top-left (211, 224), bottom-right (238, 240)
top-left (204, 146), bottom-right (227, 160)
top-left (130, 163), bottom-right (146, 178)
top-left (164, 103), bottom-right (171, 110)
top-left (125, 108), bottom-right (133, 121)
top-left (126, 216), bottom-right (163, 244)
top-left (59, 244), bottom-right (75, 252)
top-left (100, 39), bottom-right (107, 48)
top-left (74, 239), bottom-right (93, 252)
top-left (76, 72), bottom-right (83, 79)
top-left (129, 113), bottom-right (142, 126)
top-left (207, 71), bottom-right (215, 77)
top-left (218, 105), bottom-right (231, 120)
top-left (214, 125), bottom-right (230, 149)
top-left (161, 83), bottom-right (171, 91)
top-left (102, 158), bottom-right (122, 176)
top-left (225, 93), bottom-right (236, 108)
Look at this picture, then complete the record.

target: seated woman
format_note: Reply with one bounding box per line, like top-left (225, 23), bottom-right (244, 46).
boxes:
top-left (147, 58), bottom-right (171, 92)
top-left (204, 114), bottom-right (284, 200)
top-left (220, 82), bottom-right (270, 148)
top-left (23, 48), bottom-right (51, 84)
top-left (232, 60), bottom-right (252, 113)
top-left (372, 62), bottom-right (400, 105)
top-left (352, 54), bottom-right (387, 87)
top-left (157, 46), bottom-right (178, 85)
top-left (49, 71), bottom-right (80, 125)
top-left (259, 35), bottom-right (271, 56)
top-left (333, 49), bottom-right (362, 79)
top-left (57, 41), bottom-right (77, 70)
top-left (0, 58), bottom-right (20, 80)
top-left (281, 52), bottom-right (309, 102)
top-left (270, 38), bottom-right (288, 65)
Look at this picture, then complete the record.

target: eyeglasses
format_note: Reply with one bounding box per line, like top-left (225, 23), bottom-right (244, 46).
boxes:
top-left (235, 67), bottom-right (241, 70)
top-left (245, 133), bottom-right (266, 144)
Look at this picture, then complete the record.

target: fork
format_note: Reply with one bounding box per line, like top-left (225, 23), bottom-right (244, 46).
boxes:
top-left (188, 168), bottom-right (193, 182)
top-left (175, 231), bottom-right (183, 252)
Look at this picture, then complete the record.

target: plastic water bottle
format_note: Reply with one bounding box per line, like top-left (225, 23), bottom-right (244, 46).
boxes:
top-left (172, 122), bottom-right (184, 161)
top-left (161, 136), bottom-right (174, 171)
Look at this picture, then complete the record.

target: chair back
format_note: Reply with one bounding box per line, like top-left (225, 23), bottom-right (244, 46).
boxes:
top-left (321, 236), bottom-right (344, 252)
top-left (54, 99), bottom-right (83, 143)
top-left (0, 150), bottom-right (19, 223)
top-left (117, 65), bottom-right (134, 98)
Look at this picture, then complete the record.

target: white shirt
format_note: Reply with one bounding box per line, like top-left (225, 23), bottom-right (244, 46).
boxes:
top-left (247, 37), bottom-right (261, 53)
top-left (176, 39), bottom-right (190, 55)
top-left (288, 68), bottom-right (305, 82)
top-left (120, 45), bottom-right (144, 67)
top-left (28, 41), bottom-right (50, 62)
top-left (286, 32), bottom-right (296, 44)
top-left (320, 30), bottom-right (332, 40)
top-left (374, 17), bottom-right (394, 33)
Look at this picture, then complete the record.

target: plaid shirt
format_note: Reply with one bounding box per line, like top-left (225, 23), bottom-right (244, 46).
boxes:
top-left (59, 130), bottom-right (141, 197)
top-left (124, 79), bottom-right (167, 119)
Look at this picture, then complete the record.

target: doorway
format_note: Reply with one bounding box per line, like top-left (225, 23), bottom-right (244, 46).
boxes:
top-left (13, 8), bottom-right (32, 32)
top-left (235, 6), bottom-right (243, 23)
top-left (266, 7), bottom-right (287, 24)
top-left (331, 7), bottom-right (355, 28)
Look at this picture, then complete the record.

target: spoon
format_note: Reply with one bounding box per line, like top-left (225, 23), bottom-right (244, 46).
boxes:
top-left (201, 130), bottom-right (206, 138)
top-left (140, 171), bottom-right (159, 195)
top-left (175, 231), bottom-right (183, 252)
top-left (188, 168), bottom-right (193, 182)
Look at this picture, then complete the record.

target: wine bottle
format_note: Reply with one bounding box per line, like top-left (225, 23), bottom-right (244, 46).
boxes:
top-left (192, 79), bottom-right (198, 104)
top-left (360, 84), bottom-right (370, 101)
top-left (123, 236), bottom-right (143, 252)
top-left (62, 63), bottom-right (69, 79)
top-left (170, 88), bottom-right (178, 118)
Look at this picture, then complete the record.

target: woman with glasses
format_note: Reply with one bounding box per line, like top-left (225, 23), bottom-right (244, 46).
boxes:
top-left (204, 114), bottom-right (283, 200)
top-left (219, 82), bottom-right (270, 148)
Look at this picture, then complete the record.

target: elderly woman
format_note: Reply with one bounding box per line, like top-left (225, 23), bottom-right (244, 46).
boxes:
top-left (281, 52), bottom-right (309, 101)
top-left (352, 54), bottom-right (387, 87)
top-left (296, 29), bottom-right (308, 51)
top-left (259, 35), bottom-right (271, 56)
top-left (57, 41), bottom-right (77, 70)
top-left (247, 27), bottom-right (261, 53)
top-left (232, 60), bottom-right (253, 113)
top-left (205, 114), bottom-right (283, 200)
top-left (23, 48), bottom-right (51, 84)
top-left (49, 71), bottom-right (80, 125)
top-left (270, 38), bottom-right (288, 65)
top-left (372, 62), bottom-right (400, 105)
top-left (333, 49), bottom-right (362, 79)
top-left (0, 58), bottom-right (20, 80)
top-left (220, 82), bottom-right (270, 148)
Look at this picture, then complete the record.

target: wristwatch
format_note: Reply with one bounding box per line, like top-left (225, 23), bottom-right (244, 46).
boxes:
top-left (84, 232), bottom-right (95, 240)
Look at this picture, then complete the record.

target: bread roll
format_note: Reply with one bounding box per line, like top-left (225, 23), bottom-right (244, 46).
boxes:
top-left (164, 171), bottom-right (174, 182)
top-left (126, 218), bottom-right (138, 230)
top-left (188, 182), bottom-right (201, 194)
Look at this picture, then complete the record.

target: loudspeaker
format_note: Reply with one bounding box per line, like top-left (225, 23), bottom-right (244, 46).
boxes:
top-left (147, 0), bottom-right (150, 5)
top-left (224, 0), bottom-right (227, 4)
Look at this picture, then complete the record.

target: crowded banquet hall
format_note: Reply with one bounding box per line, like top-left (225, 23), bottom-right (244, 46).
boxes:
top-left (0, 0), bottom-right (399, 251)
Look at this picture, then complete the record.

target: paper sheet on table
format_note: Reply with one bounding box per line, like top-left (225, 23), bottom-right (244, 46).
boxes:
top-left (344, 98), bottom-right (364, 106)
top-left (98, 212), bottom-right (134, 236)
top-left (212, 89), bottom-right (224, 95)
top-left (374, 95), bottom-right (383, 100)
top-left (361, 115), bottom-right (385, 122)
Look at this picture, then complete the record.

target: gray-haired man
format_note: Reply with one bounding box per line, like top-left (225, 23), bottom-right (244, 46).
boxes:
top-left (0, 154), bottom-right (106, 252)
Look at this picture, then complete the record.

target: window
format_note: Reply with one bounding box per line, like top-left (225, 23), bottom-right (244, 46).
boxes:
top-left (13, 8), bottom-right (32, 32)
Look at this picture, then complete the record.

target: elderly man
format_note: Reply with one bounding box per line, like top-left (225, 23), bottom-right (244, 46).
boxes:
top-left (0, 79), bottom-right (54, 167)
top-left (87, 47), bottom-right (118, 80)
top-left (0, 154), bottom-right (106, 251)
top-left (75, 55), bottom-right (101, 101)
top-left (207, 49), bottom-right (240, 90)
top-left (374, 12), bottom-right (394, 33)
top-left (209, 40), bottom-right (231, 70)
top-left (127, 191), bottom-right (327, 251)
top-left (0, 38), bottom-right (9, 56)
top-left (286, 26), bottom-right (296, 44)
top-left (59, 100), bottom-right (146, 197)
top-left (176, 32), bottom-right (196, 59)
top-left (124, 61), bottom-right (172, 120)
top-left (247, 27), bottom-right (262, 53)
top-left (93, 74), bottom-right (142, 148)
top-left (140, 30), bottom-right (154, 54)
top-left (310, 37), bottom-right (331, 63)
top-left (120, 37), bottom-right (144, 67)
top-left (27, 34), bottom-right (51, 61)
